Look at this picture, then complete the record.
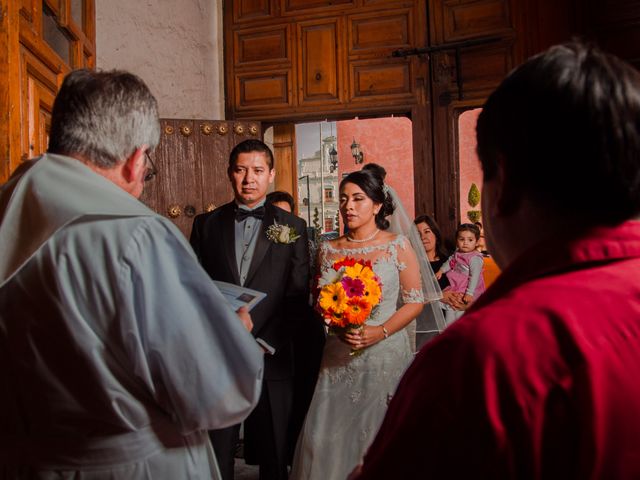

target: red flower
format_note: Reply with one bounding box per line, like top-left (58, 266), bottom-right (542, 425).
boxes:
top-left (341, 277), bottom-right (365, 297)
top-left (333, 257), bottom-right (357, 270)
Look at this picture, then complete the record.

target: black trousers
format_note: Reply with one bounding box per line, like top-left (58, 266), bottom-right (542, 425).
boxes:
top-left (287, 319), bottom-right (325, 463)
top-left (210, 379), bottom-right (292, 480)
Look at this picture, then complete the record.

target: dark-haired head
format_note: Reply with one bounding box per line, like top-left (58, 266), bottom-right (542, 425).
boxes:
top-left (266, 190), bottom-right (295, 212)
top-left (414, 214), bottom-right (449, 260)
top-left (340, 169), bottom-right (394, 230)
top-left (457, 223), bottom-right (481, 241)
top-left (477, 41), bottom-right (640, 225)
top-left (361, 163), bottom-right (387, 182)
top-left (228, 139), bottom-right (274, 170)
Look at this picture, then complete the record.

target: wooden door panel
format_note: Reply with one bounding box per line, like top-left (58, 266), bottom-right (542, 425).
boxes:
top-left (587, 0), bottom-right (640, 26)
top-left (457, 45), bottom-right (513, 98)
top-left (20, 45), bottom-right (59, 162)
top-left (349, 60), bottom-right (413, 101)
top-left (361, 0), bottom-right (414, 5)
top-left (197, 123), bottom-right (236, 214)
top-left (44, 0), bottom-right (62, 15)
top-left (442, 0), bottom-right (512, 41)
top-left (234, 24), bottom-right (291, 66)
top-left (225, 0), bottom-right (426, 120)
top-left (233, 0), bottom-right (274, 23)
top-left (236, 70), bottom-right (293, 110)
top-left (282, 0), bottom-right (353, 15)
top-left (585, 0), bottom-right (640, 69)
top-left (349, 10), bottom-right (412, 53)
top-left (1, 0), bottom-right (95, 181)
top-left (298, 20), bottom-right (342, 104)
top-left (151, 120), bottom-right (203, 237)
top-left (20, 0), bottom-right (36, 22)
top-left (36, 98), bottom-right (53, 154)
top-left (141, 119), bottom-right (262, 239)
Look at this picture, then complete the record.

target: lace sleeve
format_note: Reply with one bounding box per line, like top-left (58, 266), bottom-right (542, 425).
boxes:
top-left (396, 236), bottom-right (425, 304)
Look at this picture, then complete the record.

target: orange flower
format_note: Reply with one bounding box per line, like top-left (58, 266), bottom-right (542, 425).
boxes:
top-left (327, 308), bottom-right (348, 328)
top-left (343, 297), bottom-right (372, 326)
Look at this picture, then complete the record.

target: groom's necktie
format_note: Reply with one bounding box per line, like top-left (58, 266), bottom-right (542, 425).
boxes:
top-left (235, 206), bottom-right (265, 222)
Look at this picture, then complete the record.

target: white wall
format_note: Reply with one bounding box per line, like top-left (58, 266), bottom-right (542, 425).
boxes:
top-left (96, 0), bottom-right (225, 119)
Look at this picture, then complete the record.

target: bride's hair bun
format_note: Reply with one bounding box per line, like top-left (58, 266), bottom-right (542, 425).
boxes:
top-left (340, 164), bottom-right (396, 230)
top-left (361, 163), bottom-right (386, 182)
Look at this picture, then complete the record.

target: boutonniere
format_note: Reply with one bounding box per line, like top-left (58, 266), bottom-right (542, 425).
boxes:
top-left (266, 220), bottom-right (300, 244)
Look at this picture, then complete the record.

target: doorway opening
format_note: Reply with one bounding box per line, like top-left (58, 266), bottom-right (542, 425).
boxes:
top-left (294, 116), bottom-right (415, 236)
top-left (457, 108), bottom-right (483, 227)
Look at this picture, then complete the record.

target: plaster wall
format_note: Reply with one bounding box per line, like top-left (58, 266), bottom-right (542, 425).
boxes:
top-left (96, 0), bottom-right (224, 119)
top-left (337, 117), bottom-right (415, 219)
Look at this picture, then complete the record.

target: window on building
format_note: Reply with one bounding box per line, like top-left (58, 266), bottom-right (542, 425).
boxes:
top-left (324, 187), bottom-right (334, 202)
top-left (324, 217), bottom-right (335, 233)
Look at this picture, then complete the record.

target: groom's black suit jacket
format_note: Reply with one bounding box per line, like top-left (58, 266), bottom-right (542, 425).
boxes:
top-left (190, 201), bottom-right (310, 380)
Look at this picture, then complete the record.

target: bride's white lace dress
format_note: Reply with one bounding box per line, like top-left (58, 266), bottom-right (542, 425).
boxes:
top-left (290, 234), bottom-right (424, 480)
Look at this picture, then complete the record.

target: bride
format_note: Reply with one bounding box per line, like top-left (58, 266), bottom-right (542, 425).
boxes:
top-left (290, 166), bottom-right (443, 480)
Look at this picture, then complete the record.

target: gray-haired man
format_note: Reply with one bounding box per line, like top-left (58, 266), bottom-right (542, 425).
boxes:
top-left (0, 69), bottom-right (263, 479)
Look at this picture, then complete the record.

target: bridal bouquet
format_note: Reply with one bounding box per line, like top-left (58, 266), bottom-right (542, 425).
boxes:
top-left (317, 256), bottom-right (383, 354)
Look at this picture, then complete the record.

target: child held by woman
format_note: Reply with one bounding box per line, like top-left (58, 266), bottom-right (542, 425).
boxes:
top-left (435, 223), bottom-right (486, 325)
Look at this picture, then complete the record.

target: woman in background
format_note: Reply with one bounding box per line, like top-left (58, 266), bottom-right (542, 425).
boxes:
top-left (414, 215), bottom-right (469, 347)
top-left (414, 215), bottom-right (450, 290)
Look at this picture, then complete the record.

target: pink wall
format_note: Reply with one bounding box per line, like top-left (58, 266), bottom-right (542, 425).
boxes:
top-left (458, 109), bottom-right (483, 224)
top-left (336, 117), bottom-right (415, 226)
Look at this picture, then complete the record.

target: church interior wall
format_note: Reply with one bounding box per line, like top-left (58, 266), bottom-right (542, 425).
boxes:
top-left (95, 0), bottom-right (225, 120)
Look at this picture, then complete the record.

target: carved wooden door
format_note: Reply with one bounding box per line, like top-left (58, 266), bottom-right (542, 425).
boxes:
top-left (0, 0), bottom-right (96, 183)
top-left (141, 119), bottom-right (261, 239)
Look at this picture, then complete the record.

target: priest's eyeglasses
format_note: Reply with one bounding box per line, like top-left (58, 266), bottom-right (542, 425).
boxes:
top-left (144, 151), bottom-right (158, 182)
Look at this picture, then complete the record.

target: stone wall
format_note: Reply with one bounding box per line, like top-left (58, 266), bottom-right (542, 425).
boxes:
top-left (96, 0), bottom-right (224, 119)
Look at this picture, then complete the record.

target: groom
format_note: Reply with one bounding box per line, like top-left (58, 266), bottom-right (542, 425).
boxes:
top-left (190, 139), bottom-right (310, 480)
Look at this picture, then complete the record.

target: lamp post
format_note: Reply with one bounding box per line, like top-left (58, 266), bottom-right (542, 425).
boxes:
top-left (329, 145), bottom-right (338, 172)
top-left (351, 138), bottom-right (364, 164)
top-left (319, 124), bottom-right (326, 231)
top-left (298, 174), bottom-right (311, 225)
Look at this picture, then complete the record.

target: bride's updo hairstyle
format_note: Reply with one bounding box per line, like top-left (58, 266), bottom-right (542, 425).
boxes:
top-left (340, 164), bottom-right (395, 230)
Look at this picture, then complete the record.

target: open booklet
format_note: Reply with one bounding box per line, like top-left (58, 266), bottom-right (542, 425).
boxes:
top-left (213, 280), bottom-right (267, 312)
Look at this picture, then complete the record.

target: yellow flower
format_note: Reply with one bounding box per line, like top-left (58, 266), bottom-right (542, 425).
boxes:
top-left (344, 263), bottom-right (376, 282)
top-left (318, 283), bottom-right (347, 313)
top-left (362, 278), bottom-right (382, 305)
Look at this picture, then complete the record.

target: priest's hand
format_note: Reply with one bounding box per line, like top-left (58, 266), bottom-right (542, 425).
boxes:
top-left (236, 306), bottom-right (253, 332)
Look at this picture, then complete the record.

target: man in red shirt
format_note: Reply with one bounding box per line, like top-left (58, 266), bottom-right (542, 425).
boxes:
top-left (353, 41), bottom-right (640, 479)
